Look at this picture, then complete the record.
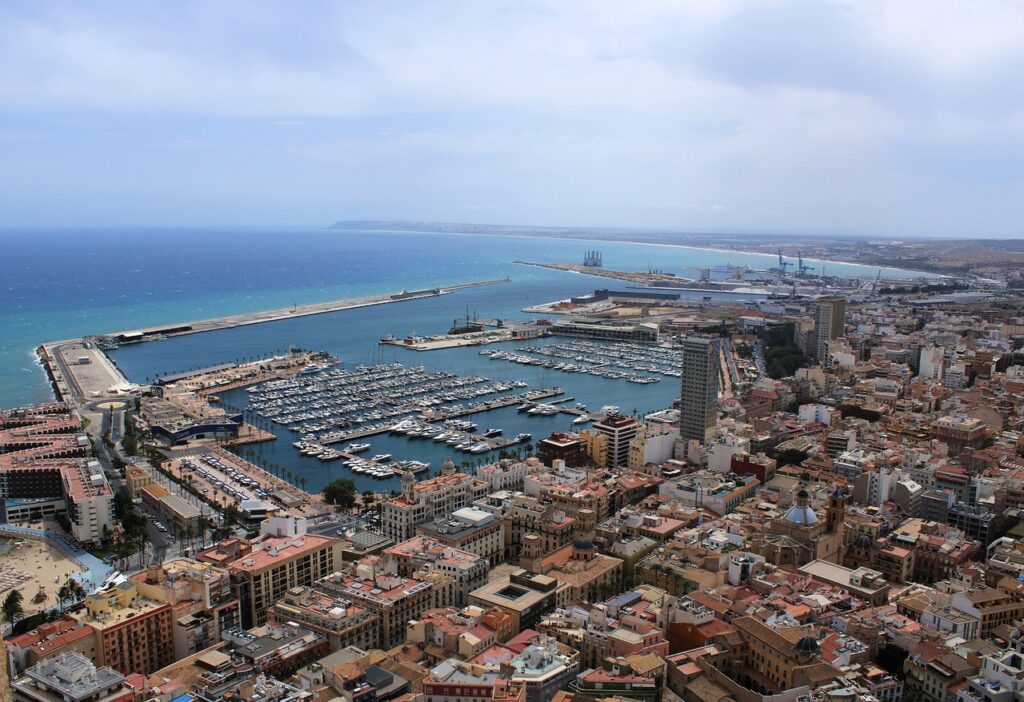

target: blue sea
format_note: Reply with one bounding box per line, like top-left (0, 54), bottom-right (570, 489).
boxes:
top-left (2, 227), bottom-right (926, 491)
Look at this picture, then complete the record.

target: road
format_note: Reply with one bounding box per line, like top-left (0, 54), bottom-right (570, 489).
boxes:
top-left (84, 401), bottom-right (216, 566)
top-left (753, 341), bottom-right (768, 376)
top-left (306, 512), bottom-right (371, 538)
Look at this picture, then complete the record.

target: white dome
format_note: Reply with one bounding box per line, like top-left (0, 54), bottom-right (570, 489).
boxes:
top-left (784, 505), bottom-right (818, 525)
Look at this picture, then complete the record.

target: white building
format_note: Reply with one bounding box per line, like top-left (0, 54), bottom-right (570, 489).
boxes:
top-left (945, 363), bottom-right (968, 390)
top-left (64, 460), bottom-right (114, 546)
top-left (919, 345), bottom-right (945, 381)
top-left (799, 404), bottom-right (837, 426)
top-left (592, 415), bottom-right (639, 468)
top-left (627, 423), bottom-right (678, 470)
top-left (707, 435), bottom-right (750, 474)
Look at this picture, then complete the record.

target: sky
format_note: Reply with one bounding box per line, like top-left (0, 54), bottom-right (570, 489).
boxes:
top-left (1, 1), bottom-right (1023, 237)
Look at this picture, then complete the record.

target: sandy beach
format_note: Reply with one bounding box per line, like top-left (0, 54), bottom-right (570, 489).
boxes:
top-left (0, 537), bottom-right (86, 617)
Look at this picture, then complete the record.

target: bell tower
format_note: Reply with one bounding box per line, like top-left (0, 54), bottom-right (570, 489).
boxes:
top-left (401, 470), bottom-right (417, 502)
top-left (826, 487), bottom-right (847, 534)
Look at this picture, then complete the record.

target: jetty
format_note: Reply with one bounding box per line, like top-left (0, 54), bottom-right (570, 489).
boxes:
top-left (99, 277), bottom-right (511, 345)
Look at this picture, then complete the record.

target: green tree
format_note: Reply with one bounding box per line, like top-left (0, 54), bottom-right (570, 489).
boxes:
top-left (113, 491), bottom-right (134, 520)
top-left (223, 503), bottom-right (242, 525)
top-left (122, 434), bottom-right (138, 455)
top-left (3, 590), bottom-right (24, 623)
top-left (323, 478), bottom-right (357, 508)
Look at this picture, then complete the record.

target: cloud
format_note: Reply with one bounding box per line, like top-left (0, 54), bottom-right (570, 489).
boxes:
top-left (0, 0), bottom-right (1021, 235)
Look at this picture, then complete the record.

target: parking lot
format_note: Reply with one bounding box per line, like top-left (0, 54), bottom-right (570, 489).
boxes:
top-left (166, 446), bottom-right (331, 519)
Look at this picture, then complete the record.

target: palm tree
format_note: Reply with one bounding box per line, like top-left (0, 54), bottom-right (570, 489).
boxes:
top-left (57, 578), bottom-right (86, 612)
top-left (137, 529), bottom-right (151, 568)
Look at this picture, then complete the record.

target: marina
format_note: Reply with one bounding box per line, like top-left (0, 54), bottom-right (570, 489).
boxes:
top-left (480, 339), bottom-right (683, 383)
top-left (245, 362), bottom-right (531, 437)
top-left (238, 361), bottom-right (560, 472)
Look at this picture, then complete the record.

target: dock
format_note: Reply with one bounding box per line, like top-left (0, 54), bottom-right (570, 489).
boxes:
top-left (421, 388), bottom-right (564, 422)
top-left (381, 328), bottom-right (513, 351)
top-left (318, 388), bottom-right (563, 445)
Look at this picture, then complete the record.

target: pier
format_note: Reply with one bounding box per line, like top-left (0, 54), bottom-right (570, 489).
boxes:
top-left (421, 388), bottom-right (564, 422)
top-left (381, 328), bottom-right (514, 351)
top-left (315, 388), bottom-right (564, 446)
top-left (98, 277), bottom-right (511, 345)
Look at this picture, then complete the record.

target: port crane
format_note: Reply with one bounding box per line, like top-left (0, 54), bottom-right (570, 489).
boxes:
top-left (797, 252), bottom-right (815, 276)
top-left (777, 249), bottom-right (791, 275)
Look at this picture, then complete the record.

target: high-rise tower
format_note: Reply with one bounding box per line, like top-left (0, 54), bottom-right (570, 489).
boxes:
top-left (811, 296), bottom-right (846, 362)
top-left (679, 335), bottom-right (720, 445)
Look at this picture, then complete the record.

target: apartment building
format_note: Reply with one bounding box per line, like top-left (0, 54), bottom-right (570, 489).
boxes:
top-left (382, 471), bottom-right (490, 542)
top-left (11, 652), bottom-right (133, 702)
top-left (383, 535), bottom-right (490, 606)
top-left (592, 415), bottom-right (639, 469)
top-left (502, 636), bottom-right (580, 702)
top-left (68, 581), bottom-right (175, 675)
top-left (0, 405), bottom-right (116, 547)
top-left (951, 588), bottom-right (1024, 638)
top-left (416, 507), bottom-right (505, 567)
top-left (266, 585), bottom-right (379, 652)
top-left (198, 518), bottom-right (341, 628)
top-left (315, 565), bottom-right (435, 649)
top-left (131, 559), bottom-right (241, 659)
top-left (679, 336), bottom-right (721, 445)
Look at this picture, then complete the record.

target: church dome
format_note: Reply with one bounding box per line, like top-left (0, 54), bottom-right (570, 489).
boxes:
top-left (854, 533), bottom-right (873, 549)
top-left (796, 488), bottom-right (810, 499)
top-left (784, 504), bottom-right (819, 525)
top-left (794, 635), bottom-right (820, 655)
top-left (573, 538), bottom-right (595, 551)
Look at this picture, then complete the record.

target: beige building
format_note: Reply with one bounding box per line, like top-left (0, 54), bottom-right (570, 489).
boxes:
top-left (266, 585), bottom-right (379, 652)
top-left (521, 538), bottom-right (623, 606)
top-left (197, 518), bottom-right (341, 628)
top-left (383, 535), bottom-right (489, 606)
top-left (314, 564), bottom-right (434, 649)
top-left (470, 570), bottom-right (560, 633)
top-left (576, 430), bottom-right (609, 468)
top-left (811, 296), bottom-right (846, 362)
top-left (724, 616), bottom-right (843, 694)
top-left (415, 507), bottom-right (505, 567)
top-left (757, 488), bottom-right (846, 568)
top-left (798, 560), bottom-right (890, 606)
top-left (951, 587), bottom-right (1024, 638)
top-left (68, 581), bottom-right (175, 675)
top-left (131, 559), bottom-right (241, 659)
top-left (382, 471), bottom-right (490, 542)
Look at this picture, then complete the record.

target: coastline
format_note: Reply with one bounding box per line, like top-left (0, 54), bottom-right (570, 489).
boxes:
top-left (341, 227), bottom-right (935, 279)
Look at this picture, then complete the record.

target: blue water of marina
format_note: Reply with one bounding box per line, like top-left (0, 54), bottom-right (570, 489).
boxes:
top-left (2, 227), bottom-right (927, 493)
